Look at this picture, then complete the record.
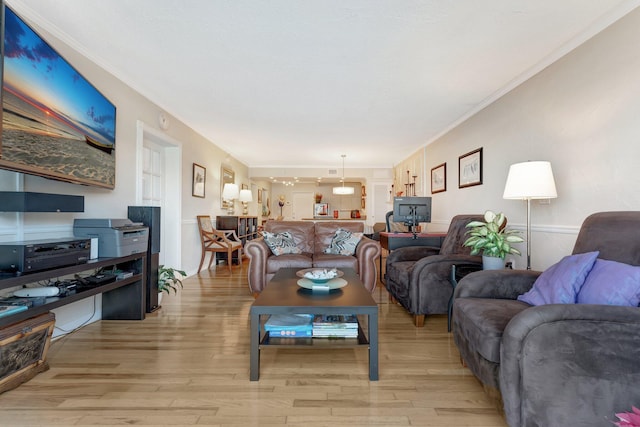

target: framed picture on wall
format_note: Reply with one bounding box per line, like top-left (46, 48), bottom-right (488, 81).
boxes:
top-left (258, 188), bottom-right (263, 204)
top-left (192, 163), bottom-right (206, 198)
top-left (458, 148), bottom-right (483, 188)
top-left (431, 163), bottom-right (446, 194)
top-left (221, 166), bottom-right (235, 209)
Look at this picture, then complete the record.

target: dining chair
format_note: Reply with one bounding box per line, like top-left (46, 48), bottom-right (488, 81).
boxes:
top-left (196, 215), bottom-right (243, 273)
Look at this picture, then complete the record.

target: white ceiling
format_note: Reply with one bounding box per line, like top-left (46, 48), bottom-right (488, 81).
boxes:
top-left (11, 0), bottom-right (639, 174)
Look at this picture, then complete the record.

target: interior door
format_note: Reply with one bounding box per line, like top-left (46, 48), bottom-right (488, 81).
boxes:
top-left (373, 183), bottom-right (392, 225)
top-left (291, 192), bottom-right (314, 220)
top-left (136, 121), bottom-right (181, 270)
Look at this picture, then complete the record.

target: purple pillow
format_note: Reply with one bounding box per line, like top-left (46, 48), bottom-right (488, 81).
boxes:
top-left (518, 251), bottom-right (599, 306)
top-left (577, 259), bottom-right (640, 306)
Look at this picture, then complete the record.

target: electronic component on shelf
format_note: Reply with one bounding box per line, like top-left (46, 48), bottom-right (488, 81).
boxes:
top-left (0, 297), bottom-right (35, 308)
top-left (14, 287), bottom-right (60, 297)
top-left (55, 281), bottom-right (77, 297)
top-left (0, 238), bottom-right (91, 274)
top-left (0, 304), bottom-right (28, 318)
top-left (85, 273), bottom-right (117, 285)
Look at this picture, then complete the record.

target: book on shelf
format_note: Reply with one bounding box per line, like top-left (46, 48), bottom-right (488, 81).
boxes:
top-left (312, 314), bottom-right (358, 328)
top-left (265, 314), bottom-right (313, 338)
top-left (268, 329), bottom-right (312, 338)
top-left (313, 323), bottom-right (358, 330)
top-left (312, 329), bottom-right (358, 338)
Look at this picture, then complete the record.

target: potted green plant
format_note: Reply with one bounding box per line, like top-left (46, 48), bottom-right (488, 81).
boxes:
top-left (158, 265), bottom-right (186, 296)
top-left (463, 210), bottom-right (524, 270)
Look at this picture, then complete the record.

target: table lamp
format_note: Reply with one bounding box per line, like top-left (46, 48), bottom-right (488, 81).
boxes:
top-left (503, 161), bottom-right (557, 270)
top-left (239, 189), bottom-right (253, 215)
top-left (222, 183), bottom-right (239, 215)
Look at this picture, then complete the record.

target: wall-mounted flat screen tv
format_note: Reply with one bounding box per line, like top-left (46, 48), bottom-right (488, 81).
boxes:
top-left (1, 5), bottom-right (117, 189)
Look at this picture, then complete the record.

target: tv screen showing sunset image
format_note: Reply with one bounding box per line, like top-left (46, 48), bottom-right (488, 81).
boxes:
top-left (1, 6), bottom-right (117, 189)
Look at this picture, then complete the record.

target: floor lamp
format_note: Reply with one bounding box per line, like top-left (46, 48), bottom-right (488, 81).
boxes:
top-left (503, 161), bottom-right (557, 270)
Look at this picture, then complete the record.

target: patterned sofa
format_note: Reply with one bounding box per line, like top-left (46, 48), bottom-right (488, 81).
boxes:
top-left (245, 221), bottom-right (381, 296)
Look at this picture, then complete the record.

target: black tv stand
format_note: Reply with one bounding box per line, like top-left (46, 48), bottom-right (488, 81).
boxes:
top-left (0, 253), bottom-right (146, 328)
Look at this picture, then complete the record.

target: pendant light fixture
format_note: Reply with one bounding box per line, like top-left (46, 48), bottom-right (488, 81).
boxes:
top-left (333, 154), bottom-right (355, 195)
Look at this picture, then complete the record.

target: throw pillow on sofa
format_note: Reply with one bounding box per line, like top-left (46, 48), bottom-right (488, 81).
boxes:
top-left (262, 231), bottom-right (302, 256)
top-left (577, 258), bottom-right (640, 306)
top-left (518, 251), bottom-right (599, 305)
top-left (324, 228), bottom-right (362, 256)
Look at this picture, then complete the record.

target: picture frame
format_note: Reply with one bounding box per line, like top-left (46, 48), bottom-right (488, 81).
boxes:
top-left (431, 162), bottom-right (446, 194)
top-left (314, 203), bottom-right (329, 217)
top-left (192, 163), bottom-right (206, 198)
top-left (221, 166), bottom-right (235, 208)
top-left (257, 188), bottom-right (263, 204)
top-left (458, 148), bottom-right (483, 188)
top-left (264, 195), bottom-right (270, 217)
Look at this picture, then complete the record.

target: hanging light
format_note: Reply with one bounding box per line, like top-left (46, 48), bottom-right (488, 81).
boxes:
top-left (333, 154), bottom-right (355, 195)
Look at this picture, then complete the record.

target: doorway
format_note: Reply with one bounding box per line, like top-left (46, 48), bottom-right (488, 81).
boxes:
top-left (135, 121), bottom-right (182, 268)
top-left (373, 183), bottom-right (392, 225)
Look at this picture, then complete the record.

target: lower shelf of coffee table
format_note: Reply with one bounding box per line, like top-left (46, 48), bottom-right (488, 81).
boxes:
top-left (261, 327), bottom-right (368, 348)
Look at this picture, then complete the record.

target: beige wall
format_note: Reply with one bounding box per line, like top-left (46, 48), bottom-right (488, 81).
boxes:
top-left (403, 8), bottom-right (640, 270)
top-left (0, 6), bottom-right (255, 278)
top-left (269, 182), bottom-right (364, 220)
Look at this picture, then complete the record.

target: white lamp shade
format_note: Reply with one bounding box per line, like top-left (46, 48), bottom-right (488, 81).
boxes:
top-left (222, 183), bottom-right (239, 200)
top-left (333, 185), bottom-right (355, 195)
top-left (239, 189), bottom-right (253, 202)
top-left (503, 161), bottom-right (558, 200)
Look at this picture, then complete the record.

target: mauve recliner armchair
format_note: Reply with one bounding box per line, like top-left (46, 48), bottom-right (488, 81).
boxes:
top-left (453, 211), bottom-right (640, 427)
top-left (384, 214), bottom-right (483, 326)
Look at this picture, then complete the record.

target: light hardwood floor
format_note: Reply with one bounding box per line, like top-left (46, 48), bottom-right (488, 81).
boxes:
top-left (0, 259), bottom-right (508, 426)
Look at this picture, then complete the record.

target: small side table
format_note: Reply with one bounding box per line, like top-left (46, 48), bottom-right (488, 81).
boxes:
top-left (448, 263), bottom-right (483, 332)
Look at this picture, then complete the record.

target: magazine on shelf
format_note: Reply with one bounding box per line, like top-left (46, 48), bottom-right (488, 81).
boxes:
top-left (265, 314), bottom-right (313, 338)
top-left (312, 314), bottom-right (358, 328)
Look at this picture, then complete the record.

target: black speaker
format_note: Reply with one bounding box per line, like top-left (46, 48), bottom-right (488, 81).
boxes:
top-left (128, 206), bottom-right (161, 254)
top-left (127, 206), bottom-right (161, 312)
top-left (0, 192), bottom-right (84, 212)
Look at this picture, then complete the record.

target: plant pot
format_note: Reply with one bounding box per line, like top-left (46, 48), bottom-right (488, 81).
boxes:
top-left (482, 255), bottom-right (505, 270)
top-left (158, 292), bottom-right (163, 306)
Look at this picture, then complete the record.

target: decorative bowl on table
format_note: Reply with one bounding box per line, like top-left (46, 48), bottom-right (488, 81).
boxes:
top-left (296, 268), bottom-right (344, 284)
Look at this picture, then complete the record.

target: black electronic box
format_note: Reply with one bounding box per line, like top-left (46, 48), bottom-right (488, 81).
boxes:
top-left (0, 238), bottom-right (91, 274)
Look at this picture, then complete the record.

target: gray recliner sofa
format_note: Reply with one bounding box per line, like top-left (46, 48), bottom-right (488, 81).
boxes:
top-left (452, 211), bottom-right (640, 426)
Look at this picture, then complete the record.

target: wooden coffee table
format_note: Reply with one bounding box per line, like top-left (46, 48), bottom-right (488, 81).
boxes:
top-left (249, 267), bottom-right (379, 381)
